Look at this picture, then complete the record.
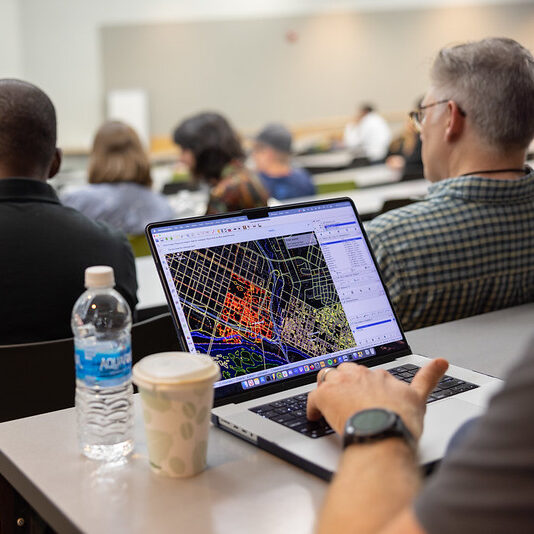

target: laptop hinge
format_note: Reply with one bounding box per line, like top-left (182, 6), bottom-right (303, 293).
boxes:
top-left (360, 351), bottom-right (402, 368)
top-left (213, 350), bottom-right (409, 408)
top-left (245, 208), bottom-right (269, 219)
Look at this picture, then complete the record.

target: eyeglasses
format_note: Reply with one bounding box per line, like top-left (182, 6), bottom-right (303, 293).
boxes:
top-left (408, 100), bottom-right (467, 132)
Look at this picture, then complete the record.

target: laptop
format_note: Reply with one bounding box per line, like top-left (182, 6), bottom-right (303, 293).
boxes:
top-left (146, 198), bottom-right (501, 480)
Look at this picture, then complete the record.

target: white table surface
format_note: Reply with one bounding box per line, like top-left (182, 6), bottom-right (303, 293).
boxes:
top-left (312, 164), bottom-right (401, 188)
top-left (136, 256), bottom-right (166, 311)
top-left (1, 304), bottom-right (533, 534)
top-left (271, 179), bottom-right (429, 215)
top-left (293, 149), bottom-right (358, 169)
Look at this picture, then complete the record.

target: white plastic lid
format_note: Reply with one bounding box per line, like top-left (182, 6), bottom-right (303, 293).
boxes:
top-left (132, 352), bottom-right (220, 390)
top-left (85, 266), bottom-right (115, 288)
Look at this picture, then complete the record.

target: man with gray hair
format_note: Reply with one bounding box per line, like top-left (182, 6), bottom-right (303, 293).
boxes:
top-left (305, 38), bottom-right (534, 534)
top-left (365, 37), bottom-right (534, 331)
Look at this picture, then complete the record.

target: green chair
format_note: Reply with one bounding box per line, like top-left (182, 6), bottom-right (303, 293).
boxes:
top-left (315, 181), bottom-right (357, 194)
top-left (127, 234), bottom-right (151, 257)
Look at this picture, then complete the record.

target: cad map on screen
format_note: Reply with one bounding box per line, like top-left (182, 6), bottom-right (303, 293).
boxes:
top-left (164, 231), bottom-right (354, 380)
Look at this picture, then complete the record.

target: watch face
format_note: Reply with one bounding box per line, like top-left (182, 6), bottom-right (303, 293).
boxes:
top-left (350, 409), bottom-right (396, 436)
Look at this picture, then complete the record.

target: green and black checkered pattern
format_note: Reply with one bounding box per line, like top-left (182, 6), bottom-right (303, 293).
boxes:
top-left (366, 170), bottom-right (534, 331)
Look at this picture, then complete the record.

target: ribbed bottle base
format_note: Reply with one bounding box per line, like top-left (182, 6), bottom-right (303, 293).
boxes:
top-left (81, 439), bottom-right (134, 462)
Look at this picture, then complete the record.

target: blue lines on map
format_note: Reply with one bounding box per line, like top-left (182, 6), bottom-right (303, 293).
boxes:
top-left (356, 319), bottom-right (392, 329)
top-left (322, 237), bottom-right (363, 246)
top-left (324, 221), bottom-right (357, 229)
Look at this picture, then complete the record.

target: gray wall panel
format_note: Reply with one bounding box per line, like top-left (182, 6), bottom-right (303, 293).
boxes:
top-left (101, 4), bottom-right (534, 137)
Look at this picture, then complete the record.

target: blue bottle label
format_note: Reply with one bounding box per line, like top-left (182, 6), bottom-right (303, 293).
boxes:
top-left (75, 342), bottom-right (132, 386)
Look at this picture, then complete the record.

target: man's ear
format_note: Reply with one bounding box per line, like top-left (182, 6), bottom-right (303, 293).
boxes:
top-left (48, 148), bottom-right (62, 178)
top-left (444, 101), bottom-right (466, 143)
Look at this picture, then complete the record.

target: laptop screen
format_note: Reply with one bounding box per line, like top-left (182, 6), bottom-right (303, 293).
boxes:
top-left (148, 199), bottom-right (408, 399)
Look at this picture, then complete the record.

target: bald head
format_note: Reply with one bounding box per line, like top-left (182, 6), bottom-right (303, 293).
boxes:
top-left (0, 79), bottom-right (58, 179)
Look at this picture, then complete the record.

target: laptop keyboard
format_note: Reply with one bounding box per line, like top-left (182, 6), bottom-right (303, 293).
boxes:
top-left (249, 364), bottom-right (479, 438)
top-left (389, 364), bottom-right (479, 401)
top-left (249, 393), bottom-right (335, 438)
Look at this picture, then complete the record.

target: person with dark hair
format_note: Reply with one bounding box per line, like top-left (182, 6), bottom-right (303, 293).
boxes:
top-left (343, 103), bottom-right (392, 162)
top-left (0, 79), bottom-right (137, 344)
top-left (62, 121), bottom-right (174, 235)
top-left (173, 112), bottom-right (269, 214)
top-left (252, 123), bottom-right (315, 200)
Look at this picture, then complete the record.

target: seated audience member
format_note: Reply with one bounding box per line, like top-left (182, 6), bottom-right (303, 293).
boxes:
top-left (366, 38), bottom-right (534, 331)
top-left (308, 338), bottom-right (534, 534)
top-left (173, 112), bottom-right (269, 214)
top-left (252, 123), bottom-right (315, 200)
top-left (62, 121), bottom-right (175, 235)
top-left (343, 103), bottom-right (392, 163)
top-left (386, 98), bottom-right (424, 181)
top-left (0, 79), bottom-right (137, 344)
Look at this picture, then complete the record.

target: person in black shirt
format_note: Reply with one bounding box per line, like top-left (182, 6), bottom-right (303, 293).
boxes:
top-left (0, 79), bottom-right (138, 344)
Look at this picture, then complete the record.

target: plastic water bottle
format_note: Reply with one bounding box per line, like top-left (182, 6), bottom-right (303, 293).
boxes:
top-left (71, 265), bottom-right (134, 461)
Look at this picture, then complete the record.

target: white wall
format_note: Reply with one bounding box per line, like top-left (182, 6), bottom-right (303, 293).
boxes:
top-left (100, 4), bottom-right (534, 138)
top-left (13, 0), bottom-right (534, 149)
top-left (0, 0), bottom-right (22, 77)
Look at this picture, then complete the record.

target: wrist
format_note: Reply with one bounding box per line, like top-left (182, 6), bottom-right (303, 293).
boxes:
top-left (342, 436), bottom-right (418, 472)
top-left (338, 438), bottom-right (420, 486)
top-left (344, 435), bottom-right (416, 456)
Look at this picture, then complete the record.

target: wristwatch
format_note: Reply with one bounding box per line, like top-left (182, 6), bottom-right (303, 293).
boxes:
top-left (342, 408), bottom-right (416, 450)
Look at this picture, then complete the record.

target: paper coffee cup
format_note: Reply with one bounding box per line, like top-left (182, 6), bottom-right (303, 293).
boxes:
top-left (132, 352), bottom-right (220, 478)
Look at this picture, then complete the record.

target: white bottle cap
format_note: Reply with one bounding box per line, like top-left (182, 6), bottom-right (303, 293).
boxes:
top-left (84, 265), bottom-right (115, 288)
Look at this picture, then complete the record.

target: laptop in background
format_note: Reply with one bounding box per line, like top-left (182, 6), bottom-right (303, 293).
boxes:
top-left (146, 198), bottom-right (501, 479)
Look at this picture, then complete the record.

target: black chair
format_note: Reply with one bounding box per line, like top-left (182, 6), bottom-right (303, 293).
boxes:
top-left (0, 336), bottom-right (75, 423)
top-left (161, 181), bottom-right (200, 195)
top-left (131, 312), bottom-right (180, 365)
top-left (378, 197), bottom-right (417, 215)
top-left (0, 313), bottom-right (179, 423)
top-left (136, 304), bottom-right (170, 322)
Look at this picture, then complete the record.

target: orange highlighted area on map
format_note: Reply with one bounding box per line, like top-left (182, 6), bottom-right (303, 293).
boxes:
top-left (216, 274), bottom-right (274, 344)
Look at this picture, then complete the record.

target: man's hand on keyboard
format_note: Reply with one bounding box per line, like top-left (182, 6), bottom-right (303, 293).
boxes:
top-left (306, 359), bottom-right (449, 439)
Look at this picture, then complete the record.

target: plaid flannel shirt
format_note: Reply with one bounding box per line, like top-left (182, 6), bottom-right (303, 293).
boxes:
top-left (366, 169), bottom-right (534, 331)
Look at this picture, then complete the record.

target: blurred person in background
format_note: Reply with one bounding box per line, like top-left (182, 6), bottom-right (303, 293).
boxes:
top-left (343, 103), bottom-right (392, 163)
top-left (387, 97), bottom-right (424, 181)
top-left (173, 112), bottom-right (269, 215)
top-left (252, 123), bottom-right (315, 200)
top-left (62, 121), bottom-right (175, 235)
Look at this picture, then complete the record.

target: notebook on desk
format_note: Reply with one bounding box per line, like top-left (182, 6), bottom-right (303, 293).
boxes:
top-left (145, 198), bottom-right (501, 480)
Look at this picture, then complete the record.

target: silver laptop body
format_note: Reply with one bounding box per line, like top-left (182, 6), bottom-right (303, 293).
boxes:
top-left (146, 198), bottom-right (501, 480)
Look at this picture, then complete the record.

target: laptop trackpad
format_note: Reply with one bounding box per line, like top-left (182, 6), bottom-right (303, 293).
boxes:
top-left (419, 397), bottom-right (483, 465)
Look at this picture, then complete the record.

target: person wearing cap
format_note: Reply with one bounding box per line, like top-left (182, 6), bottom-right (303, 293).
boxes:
top-left (252, 123), bottom-right (316, 200)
